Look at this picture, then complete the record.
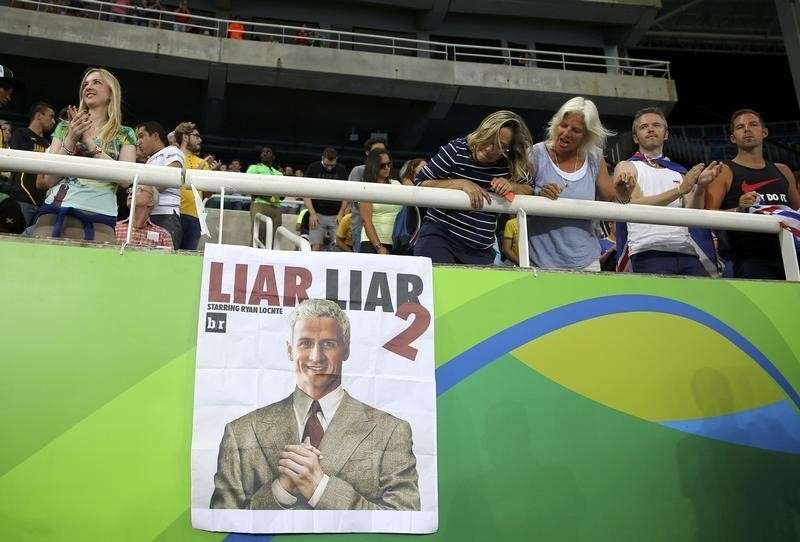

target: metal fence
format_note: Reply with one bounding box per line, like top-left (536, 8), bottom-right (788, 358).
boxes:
top-left (7, 0), bottom-right (672, 78)
top-left (2, 148), bottom-right (797, 280)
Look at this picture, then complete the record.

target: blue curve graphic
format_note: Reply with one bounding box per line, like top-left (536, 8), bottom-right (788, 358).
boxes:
top-left (661, 399), bottom-right (800, 454)
top-left (435, 294), bottom-right (800, 410)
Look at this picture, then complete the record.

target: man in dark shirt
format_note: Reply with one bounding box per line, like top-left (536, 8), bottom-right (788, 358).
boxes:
top-left (9, 102), bottom-right (56, 225)
top-left (705, 109), bottom-right (800, 280)
top-left (304, 147), bottom-right (348, 251)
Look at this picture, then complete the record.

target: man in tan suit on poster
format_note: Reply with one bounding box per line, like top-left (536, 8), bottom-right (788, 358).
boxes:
top-left (210, 298), bottom-right (420, 511)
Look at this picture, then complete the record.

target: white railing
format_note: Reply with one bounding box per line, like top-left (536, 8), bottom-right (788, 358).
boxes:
top-left (0, 148), bottom-right (796, 280)
top-left (252, 213), bottom-right (274, 249)
top-left (274, 226), bottom-right (312, 252)
top-left (8, 0), bottom-right (671, 78)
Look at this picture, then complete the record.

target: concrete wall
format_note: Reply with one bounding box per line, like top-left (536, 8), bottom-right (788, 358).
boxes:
top-left (0, 6), bottom-right (677, 115)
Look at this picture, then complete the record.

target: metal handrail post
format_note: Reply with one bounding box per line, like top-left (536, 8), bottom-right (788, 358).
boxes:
top-left (516, 209), bottom-right (530, 268)
top-left (780, 229), bottom-right (800, 280)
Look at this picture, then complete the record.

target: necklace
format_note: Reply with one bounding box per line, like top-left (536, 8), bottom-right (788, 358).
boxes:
top-left (641, 152), bottom-right (663, 169)
top-left (553, 149), bottom-right (580, 173)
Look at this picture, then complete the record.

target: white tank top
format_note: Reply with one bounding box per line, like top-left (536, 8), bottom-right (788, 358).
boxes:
top-left (627, 161), bottom-right (695, 256)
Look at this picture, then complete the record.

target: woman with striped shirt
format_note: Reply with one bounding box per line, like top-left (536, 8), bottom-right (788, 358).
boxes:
top-left (413, 110), bottom-right (534, 264)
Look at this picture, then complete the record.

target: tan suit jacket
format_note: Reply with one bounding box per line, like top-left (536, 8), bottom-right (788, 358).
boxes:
top-left (210, 389), bottom-right (420, 510)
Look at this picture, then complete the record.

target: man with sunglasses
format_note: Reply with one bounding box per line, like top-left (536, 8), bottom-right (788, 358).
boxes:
top-left (304, 147), bottom-right (348, 251)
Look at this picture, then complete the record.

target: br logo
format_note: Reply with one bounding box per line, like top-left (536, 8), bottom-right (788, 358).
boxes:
top-left (205, 312), bottom-right (227, 333)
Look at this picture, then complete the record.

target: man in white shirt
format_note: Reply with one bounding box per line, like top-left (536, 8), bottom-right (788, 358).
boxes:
top-left (136, 121), bottom-right (185, 247)
top-left (210, 299), bottom-right (420, 511)
top-left (613, 108), bottom-right (720, 275)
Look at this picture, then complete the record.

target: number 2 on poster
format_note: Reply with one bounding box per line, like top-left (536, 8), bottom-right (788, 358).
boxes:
top-left (383, 302), bottom-right (431, 361)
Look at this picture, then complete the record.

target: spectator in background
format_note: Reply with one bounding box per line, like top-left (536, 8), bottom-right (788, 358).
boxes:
top-left (294, 24), bottom-right (312, 46)
top-left (613, 107), bottom-right (719, 276)
top-left (110, 0), bottom-right (131, 24)
top-left (115, 185), bottom-right (173, 249)
top-left (304, 147), bottom-right (348, 251)
top-left (335, 212), bottom-right (353, 252)
top-left (173, 0), bottom-right (189, 32)
top-left (705, 109), bottom-right (800, 280)
top-left (527, 97), bottom-right (618, 271)
top-left (247, 146), bottom-right (284, 238)
top-left (414, 110), bottom-right (533, 265)
top-left (174, 121), bottom-right (209, 250)
top-left (136, 120), bottom-right (184, 247)
top-left (294, 169), bottom-right (304, 178)
top-left (227, 21), bottom-right (245, 40)
top-left (32, 67), bottom-right (137, 242)
top-left (219, 163), bottom-right (228, 171)
top-left (400, 159), bottom-right (427, 186)
top-left (0, 65), bottom-right (23, 207)
top-left (347, 137), bottom-right (388, 251)
top-left (0, 120), bottom-right (11, 147)
top-left (359, 148), bottom-right (402, 254)
top-left (229, 159), bottom-right (242, 173)
top-left (9, 102), bottom-right (56, 225)
top-left (598, 221), bottom-right (618, 272)
top-left (147, 0), bottom-right (163, 28)
top-left (501, 216), bottom-right (519, 265)
top-left (283, 165), bottom-right (294, 176)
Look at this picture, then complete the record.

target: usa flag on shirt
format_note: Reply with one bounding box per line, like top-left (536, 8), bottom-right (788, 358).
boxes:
top-left (750, 199), bottom-right (800, 251)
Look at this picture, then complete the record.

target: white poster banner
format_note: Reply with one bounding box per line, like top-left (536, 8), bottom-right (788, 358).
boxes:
top-left (191, 244), bottom-right (437, 534)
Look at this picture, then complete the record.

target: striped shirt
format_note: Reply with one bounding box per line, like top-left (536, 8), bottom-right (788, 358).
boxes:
top-left (415, 137), bottom-right (531, 249)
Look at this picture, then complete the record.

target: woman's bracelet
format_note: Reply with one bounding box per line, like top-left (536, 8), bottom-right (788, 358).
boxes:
top-left (616, 195), bottom-right (630, 204)
top-left (62, 143), bottom-right (77, 155)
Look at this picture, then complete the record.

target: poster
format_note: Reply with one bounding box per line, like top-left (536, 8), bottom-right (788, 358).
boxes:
top-left (190, 244), bottom-right (437, 534)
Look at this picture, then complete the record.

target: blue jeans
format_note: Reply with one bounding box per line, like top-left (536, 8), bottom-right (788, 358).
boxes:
top-left (180, 215), bottom-right (201, 250)
top-left (630, 250), bottom-right (706, 276)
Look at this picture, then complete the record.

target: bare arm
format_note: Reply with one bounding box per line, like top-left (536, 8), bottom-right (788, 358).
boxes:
top-left (704, 165), bottom-right (734, 210)
top-left (417, 178), bottom-right (468, 190)
top-left (617, 161), bottom-right (699, 207)
top-left (337, 200), bottom-right (348, 221)
top-left (501, 236), bottom-right (519, 265)
top-left (358, 201), bottom-right (386, 254)
top-left (303, 198), bottom-right (320, 230)
top-left (418, 178), bottom-right (491, 209)
top-left (776, 163), bottom-right (800, 209)
top-left (596, 159), bottom-right (616, 201)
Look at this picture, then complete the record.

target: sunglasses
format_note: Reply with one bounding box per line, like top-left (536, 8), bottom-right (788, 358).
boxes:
top-left (379, 162), bottom-right (392, 169)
